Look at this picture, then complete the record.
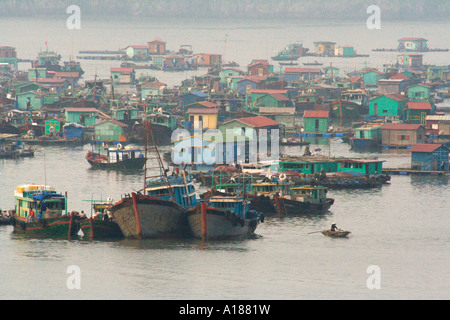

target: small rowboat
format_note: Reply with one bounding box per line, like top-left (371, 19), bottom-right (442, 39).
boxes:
top-left (322, 229), bottom-right (351, 238)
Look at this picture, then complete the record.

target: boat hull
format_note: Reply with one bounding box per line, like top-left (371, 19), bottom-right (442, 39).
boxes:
top-left (187, 207), bottom-right (260, 240)
top-left (87, 157), bottom-right (146, 170)
top-left (330, 100), bottom-right (361, 119)
top-left (110, 193), bottom-right (188, 239)
top-left (249, 195), bottom-right (276, 214)
top-left (273, 197), bottom-right (334, 214)
top-left (79, 218), bottom-right (123, 239)
top-left (349, 138), bottom-right (381, 150)
top-left (322, 230), bottom-right (351, 238)
top-left (12, 215), bottom-right (80, 238)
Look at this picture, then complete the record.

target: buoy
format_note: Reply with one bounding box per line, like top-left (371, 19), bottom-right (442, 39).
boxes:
top-left (279, 174), bottom-right (287, 181)
top-left (117, 143), bottom-right (123, 150)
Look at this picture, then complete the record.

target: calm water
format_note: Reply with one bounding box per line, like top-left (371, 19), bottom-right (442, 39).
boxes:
top-left (1, 17), bottom-right (450, 300)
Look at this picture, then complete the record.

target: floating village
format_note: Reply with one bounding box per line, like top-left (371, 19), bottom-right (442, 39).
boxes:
top-left (0, 36), bottom-right (449, 241)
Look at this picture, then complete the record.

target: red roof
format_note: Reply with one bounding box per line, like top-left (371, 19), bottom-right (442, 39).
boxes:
top-left (382, 124), bottom-right (423, 130)
top-left (54, 72), bottom-right (80, 78)
top-left (410, 144), bottom-right (443, 153)
top-left (237, 76), bottom-right (267, 83)
top-left (390, 73), bottom-right (409, 80)
top-left (270, 93), bottom-right (290, 101)
top-left (303, 110), bottom-right (329, 118)
top-left (187, 108), bottom-right (219, 114)
top-left (384, 94), bottom-right (409, 102)
top-left (230, 116), bottom-right (281, 128)
top-left (408, 102), bottom-right (432, 110)
top-left (250, 59), bottom-right (270, 66)
top-left (111, 68), bottom-right (134, 74)
top-left (285, 68), bottom-right (322, 74)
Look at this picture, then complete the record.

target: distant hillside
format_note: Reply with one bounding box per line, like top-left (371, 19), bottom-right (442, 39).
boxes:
top-left (1, 0), bottom-right (449, 20)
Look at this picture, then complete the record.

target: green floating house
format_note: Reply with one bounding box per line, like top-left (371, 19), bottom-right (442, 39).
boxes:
top-left (64, 107), bottom-right (102, 127)
top-left (369, 94), bottom-right (408, 117)
top-left (44, 118), bottom-right (68, 135)
top-left (408, 84), bottom-right (431, 101)
top-left (93, 120), bottom-right (128, 142)
top-left (303, 110), bottom-right (330, 134)
top-left (406, 102), bottom-right (432, 125)
top-left (278, 156), bottom-right (385, 176)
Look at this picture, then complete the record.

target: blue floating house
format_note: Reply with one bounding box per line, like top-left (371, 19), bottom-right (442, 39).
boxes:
top-left (180, 91), bottom-right (209, 108)
top-left (410, 144), bottom-right (449, 171)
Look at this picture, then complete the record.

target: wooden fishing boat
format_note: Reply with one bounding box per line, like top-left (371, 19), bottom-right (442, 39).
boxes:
top-left (330, 100), bottom-right (361, 119)
top-left (110, 192), bottom-right (189, 239)
top-left (12, 185), bottom-right (80, 238)
top-left (0, 211), bottom-right (12, 226)
top-left (79, 198), bottom-right (123, 239)
top-left (322, 229), bottom-right (351, 238)
top-left (303, 61), bottom-right (323, 66)
top-left (187, 197), bottom-right (263, 240)
top-left (272, 185), bottom-right (334, 215)
top-left (0, 138), bottom-right (35, 159)
top-left (110, 121), bottom-right (195, 239)
top-left (86, 144), bottom-right (146, 170)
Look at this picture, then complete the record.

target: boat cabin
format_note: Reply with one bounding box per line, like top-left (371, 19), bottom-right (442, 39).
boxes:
top-left (14, 185), bottom-right (66, 219)
top-left (208, 197), bottom-right (249, 217)
top-left (287, 186), bottom-right (328, 204)
top-left (105, 147), bottom-right (145, 163)
top-left (145, 176), bottom-right (197, 210)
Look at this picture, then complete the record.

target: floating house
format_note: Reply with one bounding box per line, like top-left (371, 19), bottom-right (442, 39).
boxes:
top-left (284, 68), bottom-right (323, 82)
top-left (427, 66), bottom-right (449, 82)
top-left (397, 54), bottom-right (423, 68)
top-left (314, 41), bottom-right (336, 56)
top-left (148, 40), bottom-right (167, 55)
top-left (219, 116), bottom-right (282, 138)
top-left (334, 46), bottom-right (355, 57)
top-left (362, 69), bottom-right (384, 90)
top-left (398, 38), bottom-right (428, 51)
top-left (236, 76), bottom-right (267, 94)
top-left (406, 102), bottom-right (432, 125)
top-left (350, 125), bottom-right (383, 150)
top-left (111, 107), bottom-right (139, 122)
top-left (0, 46), bottom-right (18, 70)
top-left (111, 68), bottom-right (136, 84)
top-left (248, 60), bottom-right (274, 74)
top-left (16, 91), bottom-right (45, 110)
top-left (369, 94), bottom-right (408, 117)
top-left (410, 144), bottom-right (449, 171)
top-left (408, 84), bottom-right (431, 101)
top-left (303, 110), bottom-right (330, 134)
top-left (141, 81), bottom-right (167, 99)
top-left (381, 124), bottom-right (426, 148)
top-left (196, 53), bottom-right (222, 67)
top-left (426, 115), bottom-right (450, 136)
top-left (64, 107), bottom-right (103, 127)
top-left (93, 120), bottom-right (128, 142)
top-left (219, 68), bottom-right (245, 85)
top-left (377, 79), bottom-right (407, 95)
top-left (186, 107), bottom-right (219, 130)
top-left (248, 62), bottom-right (271, 77)
top-left (123, 45), bottom-right (149, 60)
top-left (278, 156), bottom-right (385, 176)
top-left (180, 91), bottom-right (209, 108)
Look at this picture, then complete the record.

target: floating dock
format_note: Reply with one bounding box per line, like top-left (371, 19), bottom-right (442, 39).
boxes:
top-left (383, 168), bottom-right (448, 176)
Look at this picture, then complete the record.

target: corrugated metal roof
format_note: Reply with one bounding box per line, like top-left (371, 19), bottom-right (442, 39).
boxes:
top-left (285, 68), bottom-right (322, 74)
top-left (226, 116), bottom-right (281, 128)
top-left (186, 108), bottom-right (219, 114)
top-left (303, 110), bottom-right (330, 118)
top-left (382, 124), bottom-right (423, 130)
top-left (426, 115), bottom-right (450, 121)
top-left (410, 144), bottom-right (444, 153)
top-left (110, 68), bottom-right (134, 74)
top-left (408, 102), bottom-right (432, 110)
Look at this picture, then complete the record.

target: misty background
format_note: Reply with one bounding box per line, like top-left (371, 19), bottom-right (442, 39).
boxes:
top-left (0, 0), bottom-right (449, 20)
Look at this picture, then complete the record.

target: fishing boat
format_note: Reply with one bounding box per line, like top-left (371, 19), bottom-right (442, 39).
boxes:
top-left (187, 196), bottom-right (263, 240)
top-left (322, 229), bottom-right (351, 238)
top-left (329, 100), bottom-right (361, 119)
top-left (11, 185), bottom-right (80, 238)
top-left (0, 138), bottom-right (35, 159)
top-left (86, 144), bottom-right (146, 170)
top-left (109, 122), bottom-right (194, 239)
top-left (79, 198), bottom-right (123, 240)
top-left (0, 210), bottom-right (12, 225)
top-left (303, 60), bottom-right (323, 66)
top-left (272, 185), bottom-right (334, 215)
top-left (279, 61), bottom-right (298, 66)
top-left (214, 175), bottom-right (294, 214)
top-left (280, 137), bottom-right (311, 146)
